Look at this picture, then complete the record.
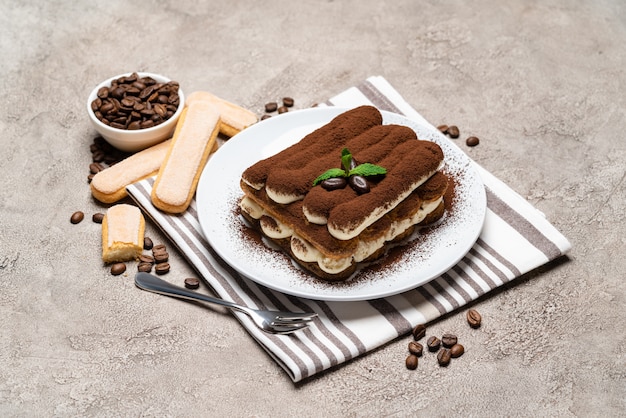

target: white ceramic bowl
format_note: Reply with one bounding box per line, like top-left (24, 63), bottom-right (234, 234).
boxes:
top-left (87, 72), bottom-right (184, 152)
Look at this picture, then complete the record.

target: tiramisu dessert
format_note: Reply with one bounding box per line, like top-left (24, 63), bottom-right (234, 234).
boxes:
top-left (238, 105), bottom-right (448, 281)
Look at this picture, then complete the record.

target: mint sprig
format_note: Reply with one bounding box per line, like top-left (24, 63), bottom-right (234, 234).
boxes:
top-left (312, 148), bottom-right (386, 186)
top-left (348, 162), bottom-right (387, 177)
top-left (312, 168), bottom-right (346, 185)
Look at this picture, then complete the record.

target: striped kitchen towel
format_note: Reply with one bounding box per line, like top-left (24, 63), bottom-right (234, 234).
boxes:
top-left (126, 76), bottom-right (571, 382)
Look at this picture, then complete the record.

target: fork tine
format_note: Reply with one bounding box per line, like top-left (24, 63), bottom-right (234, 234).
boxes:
top-left (269, 322), bottom-right (310, 334)
top-left (274, 313), bottom-right (318, 322)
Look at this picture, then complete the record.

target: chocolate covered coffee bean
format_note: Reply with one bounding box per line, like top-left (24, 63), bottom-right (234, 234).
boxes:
top-left (349, 175), bottom-right (370, 194)
top-left (321, 177), bottom-right (348, 191)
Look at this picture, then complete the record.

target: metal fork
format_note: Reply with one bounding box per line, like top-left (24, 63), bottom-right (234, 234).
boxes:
top-left (135, 272), bottom-right (317, 334)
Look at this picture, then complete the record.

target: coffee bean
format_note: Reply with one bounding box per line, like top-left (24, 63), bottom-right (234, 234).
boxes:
top-left (349, 175), bottom-right (370, 194)
top-left (139, 254), bottom-right (154, 264)
top-left (92, 212), bottom-right (104, 223)
top-left (405, 354), bottom-right (418, 370)
top-left (140, 119), bottom-right (155, 129)
top-left (89, 136), bottom-right (130, 169)
top-left (466, 136), bottom-right (480, 147)
top-left (277, 106), bottom-right (289, 114)
top-left (97, 86), bottom-right (109, 99)
top-left (261, 114), bottom-right (272, 120)
top-left (450, 343), bottom-right (465, 358)
top-left (155, 262), bottom-right (170, 275)
top-left (152, 244), bottom-right (166, 253)
top-left (427, 336), bottom-right (441, 352)
top-left (70, 211), bottom-right (84, 224)
top-left (92, 149), bottom-right (105, 162)
top-left (89, 162), bottom-right (104, 174)
top-left (437, 124), bottom-right (449, 134)
top-left (153, 103), bottom-right (167, 118)
top-left (139, 85), bottom-right (156, 101)
top-left (447, 125), bottom-right (460, 138)
top-left (467, 309), bottom-right (482, 328)
top-left (441, 333), bottom-right (458, 348)
top-left (137, 262), bottom-right (152, 273)
top-left (412, 324), bottom-right (426, 340)
top-left (408, 341), bottom-right (423, 357)
top-left (184, 277), bottom-right (200, 289)
top-left (110, 262), bottom-right (126, 275)
top-left (437, 348), bottom-right (452, 366)
top-left (90, 73), bottom-right (180, 131)
top-left (127, 120), bottom-right (140, 130)
top-left (154, 252), bottom-right (169, 263)
top-left (282, 97), bottom-right (294, 107)
top-left (321, 177), bottom-right (347, 191)
top-left (264, 102), bottom-right (278, 112)
top-left (143, 237), bottom-right (154, 250)
top-left (99, 101), bottom-right (115, 115)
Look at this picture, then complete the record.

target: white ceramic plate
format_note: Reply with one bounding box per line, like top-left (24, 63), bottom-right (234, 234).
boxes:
top-left (196, 107), bottom-right (486, 301)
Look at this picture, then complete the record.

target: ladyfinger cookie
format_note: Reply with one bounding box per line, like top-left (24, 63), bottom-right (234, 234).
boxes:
top-left (151, 100), bottom-right (221, 213)
top-left (90, 139), bottom-right (171, 203)
top-left (102, 204), bottom-right (145, 263)
top-left (186, 91), bottom-right (257, 137)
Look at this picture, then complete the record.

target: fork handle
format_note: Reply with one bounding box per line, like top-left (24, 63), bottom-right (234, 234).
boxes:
top-left (135, 272), bottom-right (246, 314)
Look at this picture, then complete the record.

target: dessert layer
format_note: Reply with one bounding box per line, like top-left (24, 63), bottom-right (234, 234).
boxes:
top-left (239, 172), bottom-right (448, 280)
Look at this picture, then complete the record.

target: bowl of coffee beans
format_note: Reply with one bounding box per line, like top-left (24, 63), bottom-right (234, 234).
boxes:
top-left (87, 72), bottom-right (184, 152)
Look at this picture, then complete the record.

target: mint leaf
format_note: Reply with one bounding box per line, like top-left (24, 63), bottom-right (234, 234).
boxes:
top-left (348, 163), bottom-right (387, 177)
top-left (341, 148), bottom-right (352, 173)
top-left (312, 168), bottom-right (347, 186)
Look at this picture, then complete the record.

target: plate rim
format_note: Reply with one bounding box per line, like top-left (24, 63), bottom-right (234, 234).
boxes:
top-left (196, 106), bottom-right (486, 301)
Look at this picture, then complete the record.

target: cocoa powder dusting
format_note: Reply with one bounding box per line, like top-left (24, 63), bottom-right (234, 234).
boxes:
top-left (325, 139), bottom-right (444, 234)
top-left (242, 106), bottom-right (383, 187)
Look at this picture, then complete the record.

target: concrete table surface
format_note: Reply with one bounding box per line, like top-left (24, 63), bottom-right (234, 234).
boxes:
top-left (1, 0), bottom-right (624, 416)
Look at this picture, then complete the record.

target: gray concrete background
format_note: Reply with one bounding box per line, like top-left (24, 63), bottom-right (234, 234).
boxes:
top-left (1, 0), bottom-right (625, 416)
